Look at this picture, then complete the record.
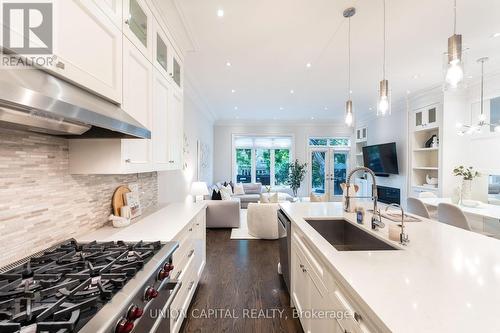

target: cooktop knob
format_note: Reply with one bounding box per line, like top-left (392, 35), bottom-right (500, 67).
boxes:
top-left (144, 286), bottom-right (159, 301)
top-left (115, 318), bottom-right (134, 333)
top-left (127, 305), bottom-right (144, 320)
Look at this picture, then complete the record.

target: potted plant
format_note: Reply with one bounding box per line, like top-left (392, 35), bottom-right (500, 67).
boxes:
top-left (452, 166), bottom-right (480, 202)
top-left (287, 159), bottom-right (307, 198)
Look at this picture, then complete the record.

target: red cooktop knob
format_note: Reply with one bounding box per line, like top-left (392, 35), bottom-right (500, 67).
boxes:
top-left (127, 305), bottom-right (144, 320)
top-left (115, 318), bottom-right (134, 333)
top-left (157, 269), bottom-right (169, 280)
top-left (144, 287), bottom-right (159, 301)
top-left (164, 262), bottom-right (174, 272)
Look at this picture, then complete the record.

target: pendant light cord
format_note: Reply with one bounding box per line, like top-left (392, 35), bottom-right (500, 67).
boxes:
top-left (453, 0), bottom-right (457, 34)
top-left (348, 17), bottom-right (351, 99)
top-left (383, 0), bottom-right (386, 79)
top-left (480, 59), bottom-right (484, 118)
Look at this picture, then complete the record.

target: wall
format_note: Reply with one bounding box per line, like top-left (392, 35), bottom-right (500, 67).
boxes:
top-left (0, 128), bottom-right (158, 267)
top-left (158, 85), bottom-right (214, 203)
top-left (213, 121), bottom-right (352, 197)
top-left (356, 101), bottom-right (409, 205)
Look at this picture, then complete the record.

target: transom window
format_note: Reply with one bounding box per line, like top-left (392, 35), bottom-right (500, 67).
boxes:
top-left (309, 137), bottom-right (350, 147)
top-left (233, 136), bottom-right (293, 186)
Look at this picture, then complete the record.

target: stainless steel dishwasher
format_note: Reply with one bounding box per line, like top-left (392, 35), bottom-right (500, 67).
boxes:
top-left (278, 209), bottom-right (291, 292)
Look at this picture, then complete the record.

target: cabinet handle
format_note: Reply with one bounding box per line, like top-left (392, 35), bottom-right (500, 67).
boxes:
top-left (56, 61), bottom-right (65, 70)
top-left (187, 249), bottom-right (194, 258)
top-left (354, 312), bottom-right (362, 323)
top-left (125, 158), bottom-right (131, 163)
top-left (188, 227), bottom-right (193, 232)
top-left (169, 73), bottom-right (173, 77)
top-left (174, 270), bottom-right (182, 279)
top-left (169, 160), bottom-right (175, 163)
top-left (188, 281), bottom-right (195, 291)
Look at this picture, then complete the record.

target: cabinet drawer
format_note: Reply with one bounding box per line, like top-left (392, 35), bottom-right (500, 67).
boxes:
top-left (292, 231), bottom-right (333, 294)
top-left (170, 255), bottom-right (198, 333)
top-left (330, 288), bottom-right (374, 333)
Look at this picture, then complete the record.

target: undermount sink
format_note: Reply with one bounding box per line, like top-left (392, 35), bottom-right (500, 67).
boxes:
top-left (305, 219), bottom-right (399, 251)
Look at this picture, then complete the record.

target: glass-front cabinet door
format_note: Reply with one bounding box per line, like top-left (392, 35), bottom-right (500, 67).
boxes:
top-left (153, 18), bottom-right (169, 78)
top-left (124, 0), bottom-right (152, 60)
top-left (414, 104), bottom-right (439, 130)
top-left (172, 55), bottom-right (182, 89)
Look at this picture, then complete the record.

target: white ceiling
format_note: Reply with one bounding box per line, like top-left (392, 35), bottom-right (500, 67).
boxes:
top-left (174, 0), bottom-right (500, 121)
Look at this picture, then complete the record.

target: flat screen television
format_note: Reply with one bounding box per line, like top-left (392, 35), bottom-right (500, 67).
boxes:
top-left (362, 142), bottom-right (399, 175)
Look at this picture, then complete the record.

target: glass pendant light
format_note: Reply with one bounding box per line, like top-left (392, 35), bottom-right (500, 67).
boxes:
top-left (456, 57), bottom-right (498, 135)
top-left (377, 0), bottom-right (390, 116)
top-left (445, 0), bottom-right (464, 89)
top-left (344, 7), bottom-right (355, 127)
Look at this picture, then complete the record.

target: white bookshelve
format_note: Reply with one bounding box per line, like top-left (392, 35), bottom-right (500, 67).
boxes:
top-left (355, 126), bottom-right (368, 168)
top-left (409, 103), bottom-right (442, 197)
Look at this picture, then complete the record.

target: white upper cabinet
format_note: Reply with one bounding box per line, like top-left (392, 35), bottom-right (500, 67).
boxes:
top-left (93, 0), bottom-right (123, 27)
top-left (51, 0), bottom-right (122, 102)
top-left (153, 18), bottom-right (170, 79)
top-left (167, 89), bottom-right (184, 169)
top-left (414, 104), bottom-right (439, 130)
top-left (123, 0), bottom-right (153, 61)
top-left (122, 37), bottom-right (153, 171)
top-left (152, 69), bottom-right (171, 170)
top-left (171, 49), bottom-right (183, 91)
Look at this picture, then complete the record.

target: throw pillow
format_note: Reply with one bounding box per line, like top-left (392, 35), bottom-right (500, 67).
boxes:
top-left (220, 186), bottom-right (232, 200)
top-left (222, 184), bottom-right (233, 195)
top-left (310, 192), bottom-right (327, 202)
top-left (269, 193), bottom-right (279, 203)
top-left (211, 189), bottom-right (222, 200)
top-left (233, 183), bottom-right (245, 195)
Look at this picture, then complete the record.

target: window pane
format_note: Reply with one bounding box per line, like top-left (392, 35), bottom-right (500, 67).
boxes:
top-left (236, 149), bottom-right (252, 183)
top-left (309, 138), bottom-right (328, 146)
top-left (491, 97), bottom-right (500, 132)
top-left (311, 151), bottom-right (326, 194)
top-left (330, 138), bottom-right (350, 146)
top-left (333, 152), bottom-right (348, 195)
top-left (274, 149), bottom-right (290, 186)
top-left (255, 149), bottom-right (271, 185)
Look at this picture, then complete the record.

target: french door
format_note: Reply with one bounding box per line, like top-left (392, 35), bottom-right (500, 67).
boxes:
top-left (309, 148), bottom-right (349, 201)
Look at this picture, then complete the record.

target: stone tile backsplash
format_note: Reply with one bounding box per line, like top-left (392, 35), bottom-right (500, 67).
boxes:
top-left (0, 128), bottom-right (158, 267)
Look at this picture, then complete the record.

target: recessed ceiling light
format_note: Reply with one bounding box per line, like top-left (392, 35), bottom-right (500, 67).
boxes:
top-left (226, 61), bottom-right (231, 67)
top-left (234, 106), bottom-right (238, 110)
top-left (310, 117), bottom-right (315, 120)
top-left (231, 89), bottom-right (236, 93)
top-left (369, 107), bottom-right (373, 111)
top-left (467, 75), bottom-right (473, 79)
top-left (324, 107), bottom-right (328, 111)
top-left (349, 90), bottom-right (353, 94)
top-left (406, 90), bottom-right (411, 94)
top-left (491, 32), bottom-right (500, 38)
top-left (306, 62), bottom-right (312, 68)
top-left (279, 107), bottom-right (284, 110)
top-left (235, 116), bottom-right (239, 119)
top-left (217, 9), bottom-right (224, 17)
top-left (290, 89), bottom-right (294, 94)
top-left (413, 74), bottom-right (420, 79)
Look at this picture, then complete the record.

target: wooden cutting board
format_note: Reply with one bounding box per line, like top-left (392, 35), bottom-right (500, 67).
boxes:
top-left (112, 185), bottom-right (131, 216)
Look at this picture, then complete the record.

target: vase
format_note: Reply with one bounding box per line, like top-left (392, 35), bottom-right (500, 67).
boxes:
top-left (461, 179), bottom-right (472, 203)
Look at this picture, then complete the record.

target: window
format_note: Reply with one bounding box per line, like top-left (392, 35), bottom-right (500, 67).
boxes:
top-left (236, 149), bottom-right (252, 183)
top-left (233, 136), bottom-right (293, 186)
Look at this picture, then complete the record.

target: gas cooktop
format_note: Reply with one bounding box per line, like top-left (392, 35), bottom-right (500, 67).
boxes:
top-left (0, 239), bottom-right (174, 333)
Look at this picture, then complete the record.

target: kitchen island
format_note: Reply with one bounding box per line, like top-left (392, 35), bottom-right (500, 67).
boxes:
top-left (280, 201), bottom-right (500, 333)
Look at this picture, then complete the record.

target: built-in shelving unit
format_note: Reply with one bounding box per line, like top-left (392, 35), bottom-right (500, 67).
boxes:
top-left (355, 126), bottom-right (368, 167)
top-left (409, 103), bottom-right (442, 195)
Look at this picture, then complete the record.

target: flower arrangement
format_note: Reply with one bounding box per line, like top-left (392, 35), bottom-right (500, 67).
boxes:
top-left (452, 166), bottom-right (480, 180)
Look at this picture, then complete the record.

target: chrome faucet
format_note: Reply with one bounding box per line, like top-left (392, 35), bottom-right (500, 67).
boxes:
top-left (385, 203), bottom-right (410, 246)
top-left (344, 167), bottom-right (384, 230)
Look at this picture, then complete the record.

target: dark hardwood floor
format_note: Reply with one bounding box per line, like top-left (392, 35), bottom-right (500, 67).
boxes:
top-left (180, 229), bottom-right (303, 333)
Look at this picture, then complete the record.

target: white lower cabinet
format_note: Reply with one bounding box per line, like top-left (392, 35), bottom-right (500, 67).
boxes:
top-left (169, 208), bottom-right (206, 333)
top-left (291, 227), bottom-right (381, 333)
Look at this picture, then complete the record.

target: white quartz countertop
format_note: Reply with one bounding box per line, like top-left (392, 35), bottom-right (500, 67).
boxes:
top-left (279, 202), bottom-right (500, 333)
top-left (78, 202), bottom-right (206, 243)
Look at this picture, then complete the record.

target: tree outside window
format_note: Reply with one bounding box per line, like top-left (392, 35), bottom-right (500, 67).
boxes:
top-left (236, 149), bottom-right (252, 183)
top-left (274, 149), bottom-right (290, 185)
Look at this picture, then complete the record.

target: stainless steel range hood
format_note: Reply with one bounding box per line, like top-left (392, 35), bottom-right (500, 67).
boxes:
top-left (0, 61), bottom-right (151, 139)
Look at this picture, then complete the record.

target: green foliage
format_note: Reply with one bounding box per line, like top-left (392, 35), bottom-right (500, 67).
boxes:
top-left (453, 166), bottom-right (480, 180)
top-left (287, 159), bottom-right (308, 196)
top-left (274, 149), bottom-right (290, 185)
